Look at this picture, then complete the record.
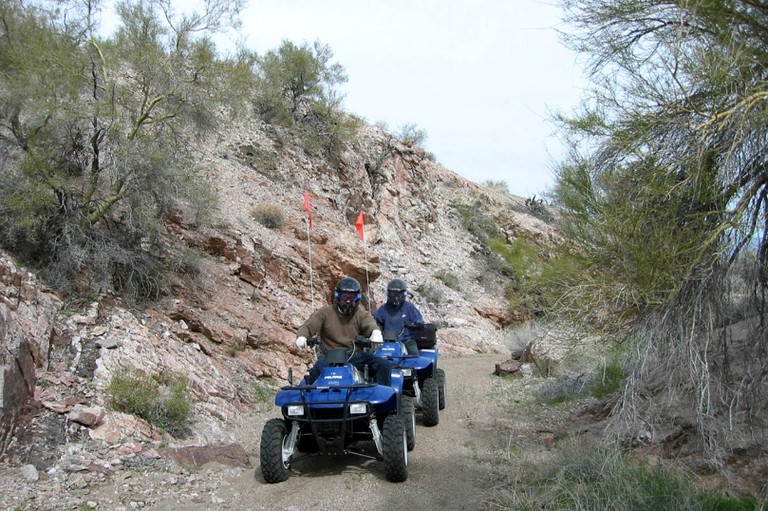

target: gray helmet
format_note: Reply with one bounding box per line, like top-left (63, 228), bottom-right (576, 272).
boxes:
top-left (334, 277), bottom-right (362, 316)
top-left (386, 278), bottom-right (407, 307)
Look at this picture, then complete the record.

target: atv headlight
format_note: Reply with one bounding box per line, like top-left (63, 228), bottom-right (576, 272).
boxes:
top-left (287, 405), bottom-right (305, 417)
top-left (400, 367), bottom-right (412, 377)
top-left (349, 403), bottom-right (368, 415)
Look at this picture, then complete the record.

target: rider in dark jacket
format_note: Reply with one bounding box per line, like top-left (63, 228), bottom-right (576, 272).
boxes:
top-left (372, 279), bottom-right (424, 356)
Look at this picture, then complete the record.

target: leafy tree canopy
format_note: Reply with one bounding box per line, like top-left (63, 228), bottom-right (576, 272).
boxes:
top-left (0, 0), bottom-right (251, 300)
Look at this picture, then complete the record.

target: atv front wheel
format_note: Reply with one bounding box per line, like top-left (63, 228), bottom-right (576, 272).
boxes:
top-left (421, 376), bottom-right (440, 426)
top-left (436, 368), bottom-right (446, 410)
top-left (260, 418), bottom-right (292, 483)
top-left (382, 414), bottom-right (408, 482)
top-left (400, 395), bottom-right (416, 451)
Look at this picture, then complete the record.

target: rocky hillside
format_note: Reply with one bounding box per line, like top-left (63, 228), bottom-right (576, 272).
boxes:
top-left (0, 115), bottom-right (559, 462)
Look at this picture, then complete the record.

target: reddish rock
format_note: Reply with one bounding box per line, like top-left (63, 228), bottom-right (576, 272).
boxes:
top-left (68, 404), bottom-right (106, 427)
top-left (162, 443), bottom-right (252, 469)
top-left (494, 359), bottom-right (523, 377)
top-left (90, 412), bottom-right (161, 444)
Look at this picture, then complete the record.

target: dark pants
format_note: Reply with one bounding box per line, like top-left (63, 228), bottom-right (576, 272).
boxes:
top-left (309, 351), bottom-right (392, 386)
top-left (403, 338), bottom-right (420, 356)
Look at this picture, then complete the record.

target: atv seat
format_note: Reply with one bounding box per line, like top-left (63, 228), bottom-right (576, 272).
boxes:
top-left (325, 348), bottom-right (349, 366)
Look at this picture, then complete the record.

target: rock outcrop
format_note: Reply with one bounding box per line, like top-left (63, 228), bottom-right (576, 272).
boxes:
top-left (0, 116), bottom-right (560, 456)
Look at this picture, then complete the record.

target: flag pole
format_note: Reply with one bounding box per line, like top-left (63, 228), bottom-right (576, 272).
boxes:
top-left (363, 225), bottom-right (370, 309)
top-left (304, 193), bottom-right (315, 309)
top-left (355, 211), bottom-right (371, 309)
top-left (306, 217), bottom-right (315, 309)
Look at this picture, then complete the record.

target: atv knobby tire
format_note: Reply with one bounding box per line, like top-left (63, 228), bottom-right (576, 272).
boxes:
top-left (436, 367), bottom-right (446, 410)
top-left (400, 395), bottom-right (416, 451)
top-left (421, 376), bottom-right (440, 426)
top-left (260, 418), bottom-right (292, 483)
top-left (382, 414), bottom-right (408, 482)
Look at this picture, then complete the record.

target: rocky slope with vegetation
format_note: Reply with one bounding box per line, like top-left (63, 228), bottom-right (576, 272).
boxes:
top-left (3, 0), bottom-right (768, 508)
top-left (0, 113), bottom-right (567, 505)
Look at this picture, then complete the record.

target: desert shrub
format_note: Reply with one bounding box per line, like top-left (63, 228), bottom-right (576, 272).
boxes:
top-left (107, 369), bottom-right (191, 437)
top-left (483, 180), bottom-right (510, 193)
top-left (450, 200), bottom-right (497, 240)
top-left (487, 438), bottom-right (764, 510)
top-left (535, 358), bottom-right (625, 404)
top-left (254, 381), bottom-right (274, 404)
top-left (416, 283), bottom-right (443, 304)
top-left (435, 270), bottom-right (460, 290)
top-left (589, 361), bottom-right (625, 399)
top-left (488, 237), bottom-right (540, 283)
top-left (251, 202), bottom-right (285, 229)
top-left (395, 122), bottom-right (428, 148)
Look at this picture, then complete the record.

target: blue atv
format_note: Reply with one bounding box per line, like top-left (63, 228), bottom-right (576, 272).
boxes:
top-left (416, 323), bottom-right (446, 412)
top-left (259, 337), bottom-right (414, 483)
top-left (375, 323), bottom-right (445, 427)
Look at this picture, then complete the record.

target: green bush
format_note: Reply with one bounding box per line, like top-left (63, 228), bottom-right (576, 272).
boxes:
top-left (416, 283), bottom-right (443, 304)
top-left (488, 237), bottom-right (540, 282)
top-left (107, 369), bottom-right (191, 437)
top-left (253, 381), bottom-right (274, 404)
top-left (251, 202), bottom-right (285, 229)
top-left (589, 362), bottom-right (625, 399)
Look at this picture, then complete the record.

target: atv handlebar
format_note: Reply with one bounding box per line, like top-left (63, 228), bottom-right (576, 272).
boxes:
top-left (307, 335), bottom-right (373, 350)
top-left (354, 335), bottom-right (373, 349)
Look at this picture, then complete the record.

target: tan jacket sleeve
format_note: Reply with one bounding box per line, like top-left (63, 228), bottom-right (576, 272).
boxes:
top-left (355, 307), bottom-right (379, 337)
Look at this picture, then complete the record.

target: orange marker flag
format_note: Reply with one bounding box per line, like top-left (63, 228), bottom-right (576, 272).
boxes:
top-left (354, 211), bottom-right (365, 241)
top-left (304, 192), bottom-right (312, 228)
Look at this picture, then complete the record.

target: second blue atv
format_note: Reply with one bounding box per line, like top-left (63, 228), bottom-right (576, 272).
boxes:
top-left (259, 337), bottom-right (414, 483)
top-left (375, 323), bottom-right (444, 427)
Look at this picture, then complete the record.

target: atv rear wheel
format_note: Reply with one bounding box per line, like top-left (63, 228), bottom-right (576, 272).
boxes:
top-left (260, 418), bottom-right (292, 483)
top-left (400, 395), bottom-right (416, 451)
top-left (382, 414), bottom-right (408, 482)
top-left (436, 368), bottom-right (446, 410)
top-left (421, 376), bottom-right (440, 426)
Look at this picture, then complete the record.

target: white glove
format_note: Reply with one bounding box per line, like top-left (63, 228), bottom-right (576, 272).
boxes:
top-left (370, 330), bottom-right (383, 344)
top-left (295, 336), bottom-right (307, 349)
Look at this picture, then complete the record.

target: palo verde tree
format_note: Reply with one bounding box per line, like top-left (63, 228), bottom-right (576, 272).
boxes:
top-left (551, 0), bottom-right (768, 458)
top-left (254, 39), bottom-right (358, 157)
top-left (0, 0), bottom-right (252, 301)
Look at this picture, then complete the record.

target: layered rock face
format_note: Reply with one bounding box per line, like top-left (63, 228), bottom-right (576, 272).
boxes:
top-left (1, 254), bottom-right (61, 453)
top-left (0, 118), bottom-right (558, 449)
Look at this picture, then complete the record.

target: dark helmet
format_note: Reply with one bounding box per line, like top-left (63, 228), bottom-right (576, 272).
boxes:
top-left (334, 277), bottom-right (363, 316)
top-left (386, 278), bottom-right (407, 307)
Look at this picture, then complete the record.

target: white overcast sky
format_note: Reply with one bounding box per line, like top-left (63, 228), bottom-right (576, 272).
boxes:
top-left (103, 0), bottom-right (588, 198)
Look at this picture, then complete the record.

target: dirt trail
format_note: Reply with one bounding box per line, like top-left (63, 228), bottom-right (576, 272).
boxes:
top-left (149, 353), bottom-right (506, 511)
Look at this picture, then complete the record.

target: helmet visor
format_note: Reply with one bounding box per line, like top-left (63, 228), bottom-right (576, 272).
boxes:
top-left (335, 291), bottom-right (361, 303)
top-left (387, 290), bottom-right (406, 306)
